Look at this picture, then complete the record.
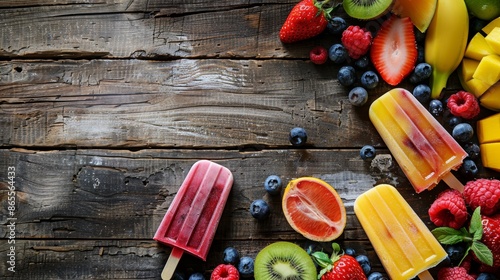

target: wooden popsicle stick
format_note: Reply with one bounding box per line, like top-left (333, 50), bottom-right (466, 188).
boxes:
top-left (161, 247), bottom-right (184, 280)
top-left (418, 270), bottom-right (434, 280)
top-left (442, 172), bottom-right (464, 193)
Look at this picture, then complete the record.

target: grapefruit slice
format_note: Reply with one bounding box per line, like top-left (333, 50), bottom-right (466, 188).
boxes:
top-left (282, 177), bottom-right (346, 242)
top-left (392, 0), bottom-right (438, 33)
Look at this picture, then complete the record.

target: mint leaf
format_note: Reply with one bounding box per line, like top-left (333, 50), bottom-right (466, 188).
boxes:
top-left (432, 227), bottom-right (469, 244)
top-left (471, 241), bottom-right (493, 266)
top-left (469, 207), bottom-right (483, 241)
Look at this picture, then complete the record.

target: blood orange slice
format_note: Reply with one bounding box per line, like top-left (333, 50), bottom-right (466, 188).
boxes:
top-left (282, 177), bottom-right (346, 242)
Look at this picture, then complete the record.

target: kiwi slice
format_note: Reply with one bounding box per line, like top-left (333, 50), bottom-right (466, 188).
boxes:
top-left (254, 241), bottom-right (317, 280)
top-left (343, 0), bottom-right (392, 20)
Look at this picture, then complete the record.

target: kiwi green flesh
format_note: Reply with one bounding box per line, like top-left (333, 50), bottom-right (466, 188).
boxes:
top-left (254, 241), bottom-right (317, 280)
top-left (343, 0), bottom-right (393, 20)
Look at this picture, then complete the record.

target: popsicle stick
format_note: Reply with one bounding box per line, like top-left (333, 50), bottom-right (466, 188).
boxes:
top-left (161, 247), bottom-right (184, 280)
top-left (442, 172), bottom-right (464, 193)
top-left (418, 270), bottom-right (434, 280)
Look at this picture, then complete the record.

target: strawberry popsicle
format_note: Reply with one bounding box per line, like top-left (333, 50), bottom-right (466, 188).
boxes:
top-left (369, 88), bottom-right (467, 193)
top-left (154, 160), bottom-right (233, 279)
top-left (354, 184), bottom-right (447, 280)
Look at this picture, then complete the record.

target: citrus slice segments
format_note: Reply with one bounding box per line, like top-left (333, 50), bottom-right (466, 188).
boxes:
top-left (282, 177), bottom-right (346, 242)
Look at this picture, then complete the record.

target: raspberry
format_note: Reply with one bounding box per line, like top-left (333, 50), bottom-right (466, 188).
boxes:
top-left (463, 179), bottom-right (500, 216)
top-left (428, 189), bottom-right (468, 229)
top-left (211, 264), bottom-right (239, 280)
top-left (447, 91), bottom-right (480, 119)
top-left (437, 266), bottom-right (475, 280)
top-left (309, 46), bottom-right (328, 65)
top-left (341, 26), bottom-right (372, 59)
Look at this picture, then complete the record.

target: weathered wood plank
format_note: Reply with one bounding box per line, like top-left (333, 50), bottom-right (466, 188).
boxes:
top-left (0, 59), bottom-right (401, 148)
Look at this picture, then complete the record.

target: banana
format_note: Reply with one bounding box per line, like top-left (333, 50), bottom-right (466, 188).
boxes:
top-left (425, 0), bottom-right (469, 99)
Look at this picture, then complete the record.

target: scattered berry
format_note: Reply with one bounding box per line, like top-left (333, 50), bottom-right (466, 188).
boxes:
top-left (476, 272), bottom-right (497, 280)
top-left (344, 247), bottom-right (356, 256)
top-left (360, 70), bottom-right (379, 89)
top-left (370, 16), bottom-right (417, 86)
top-left (412, 84), bottom-right (431, 104)
top-left (237, 257), bottom-right (254, 278)
top-left (354, 56), bottom-right (370, 69)
top-left (428, 99), bottom-right (444, 117)
top-left (310, 46), bottom-right (329, 64)
top-left (476, 214), bottom-right (500, 273)
top-left (445, 243), bottom-right (468, 267)
top-left (348, 87), bottom-right (369, 106)
top-left (360, 145), bottom-right (376, 160)
top-left (463, 143), bottom-right (480, 160)
top-left (409, 63), bottom-right (432, 84)
top-left (428, 189), bottom-right (468, 229)
top-left (463, 178), bottom-right (500, 216)
top-left (341, 25), bottom-right (372, 59)
top-left (189, 272), bottom-right (206, 280)
top-left (367, 272), bottom-right (386, 280)
top-left (289, 127), bottom-right (307, 146)
top-left (460, 159), bottom-right (479, 177)
top-left (264, 175), bottom-right (282, 195)
top-left (447, 91), bottom-right (481, 119)
top-left (249, 199), bottom-right (270, 220)
top-left (355, 255), bottom-right (371, 275)
top-left (223, 247), bottom-right (240, 265)
top-left (328, 43), bottom-right (348, 64)
top-left (279, 0), bottom-right (329, 43)
top-left (452, 123), bottom-right (474, 143)
top-left (211, 264), bottom-right (239, 280)
top-left (312, 246), bottom-right (366, 280)
top-left (327, 16), bottom-right (347, 35)
top-left (337, 65), bottom-right (356, 86)
top-left (416, 44), bottom-right (425, 64)
top-left (437, 266), bottom-right (474, 280)
top-left (447, 116), bottom-right (463, 128)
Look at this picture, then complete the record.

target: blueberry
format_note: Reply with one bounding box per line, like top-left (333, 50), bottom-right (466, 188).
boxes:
top-left (367, 272), bottom-right (388, 280)
top-left (327, 17), bottom-right (347, 34)
top-left (303, 241), bottom-right (323, 255)
top-left (328, 43), bottom-right (347, 64)
top-left (356, 255), bottom-right (371, 275)
top-left (428, 99), bottom-right (444, 117)
top-left (249, 199), bottom-right (270, 220)
top-left (452, 123), bottom-right (474, 142)
top-left (445, 243), bottom-right (467, 266)
top-left (188, 272), bottom-right (205, 280)
top-left (289, 127), bottom-right (307, 146)
top-left (464, 143), bottom-right (480, 159)
top-left (223, 247), bottom-right (240, 265)
top-left (354, 56), bottom-right (370, 69)
top-left (447, 116), bottom-right (463, 128)
top-left (476, 272), bottom-right (497, 280)
top-left (348, 87), bottom-right (368, 106)
top-left (460, 158), bottom-right (479, 177)
top-left (344, 247), bottom-right (356, 256)
top-left (360, 71), bottom-right (379, 89)
top-left (264, 175), bottom-right (282, 195)
top-left (238, 256), bottom-right (254, 278)
top-left (337, 66), bottom-right (356, 87)
top-left (360, 145), bottom-right (376, 160)
top-left (410, 63), bottom-right (432, 84)
top-left (416, 44), bottom-right (425, 64)
top-left (412, 84), bottom-right (431, 104)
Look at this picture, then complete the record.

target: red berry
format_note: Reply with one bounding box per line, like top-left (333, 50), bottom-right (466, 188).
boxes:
top-left (463, 179), bottom-right (500, 216)
top-left (310, 46), bottom-right (328, 64)
top-left (321, 255), bottom-right (366, 280)
top-left (428, 189), bottom-right (468, 229)
top-left (476, 214), bottom-right (500, 273)
top-left (437, 266), bottom-right (474, 280)
top-left (211, 264), bottom-right (240, 280)
top-left (279, 0), bottom-right (329, 44)
top-left (341, 25), bottom-right (372, 59)
top-left (447, 91), bottom-right (481, 119)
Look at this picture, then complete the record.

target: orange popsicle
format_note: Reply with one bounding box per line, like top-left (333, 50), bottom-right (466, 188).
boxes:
top-left (354, 184), bottom-right (447, 280)
top-left (154, 160), bottom-right (233, 279)
top-left (369, 88), bottom-right (467, 193)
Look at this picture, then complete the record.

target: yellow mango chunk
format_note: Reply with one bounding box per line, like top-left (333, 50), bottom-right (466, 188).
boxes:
top-left (477, 112), bottom-right (500, 143)
top-left (485, 27), bottom-right (500, 55)
top-left (480, 143), bottom-right (500, 172)
top-left (465, 33), bottom-right (495, 60)
top-left (480, 82), bottom-right (500, 112)
top-left (473, 54), bottom-right (500, 85)
top-left (461, 58), bottom-right (480, 81)
top-left (483, 17), bottom-right (500, 34)
top-left (465, 78), bottom-right (491, 98)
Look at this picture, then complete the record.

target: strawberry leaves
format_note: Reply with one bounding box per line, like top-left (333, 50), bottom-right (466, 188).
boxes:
top-left (432, 207), bottom-right (494, 266)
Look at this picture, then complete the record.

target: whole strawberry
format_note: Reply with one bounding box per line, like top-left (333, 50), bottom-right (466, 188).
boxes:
top-left (312, 243), bottom-right (367, 280)
top-left (279, 0), bottom-right (335, 43)
top-left (476, 214), bottom-right (500, 274)
top-left (463, 178), bottom-right (500, 216)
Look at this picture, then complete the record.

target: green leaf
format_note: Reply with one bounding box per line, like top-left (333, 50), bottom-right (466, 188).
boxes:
top-left (471, 241), bottom-right (493, 266)
top-left (312, 251), bottom-right (332, 268)
top-left (432, 227), bottom-right (469, 244)
top-left (469, 207), bottom-right (483, 241)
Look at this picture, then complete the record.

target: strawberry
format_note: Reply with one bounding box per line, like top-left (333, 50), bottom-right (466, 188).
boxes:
top-left (476, 214), bottom-right (500, 274)
top-left (370, 15), bottom-right (417, 86)
top-left (279, 0), bottom-right (335, 44)
top-left (312, 243), bottom-right (367, 280)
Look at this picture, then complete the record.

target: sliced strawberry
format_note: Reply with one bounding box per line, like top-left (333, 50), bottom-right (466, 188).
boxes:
top-left (370, 16), bottom-right (417, 86)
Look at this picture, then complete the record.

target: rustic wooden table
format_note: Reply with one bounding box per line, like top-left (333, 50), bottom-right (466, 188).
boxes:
top-left (1, 1), bottom-right (498, 279)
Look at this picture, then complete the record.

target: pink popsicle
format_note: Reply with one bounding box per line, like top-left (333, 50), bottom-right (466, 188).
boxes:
top-left (154, 160), bottom-right (234, 279)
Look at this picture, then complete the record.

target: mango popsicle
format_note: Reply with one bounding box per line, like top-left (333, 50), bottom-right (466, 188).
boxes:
top-left (154, 160), bottom-right (234, 280)
top-left (354, 184), bottom-right (447, 280)
top-left (369, 88), bottom-right (467, 193)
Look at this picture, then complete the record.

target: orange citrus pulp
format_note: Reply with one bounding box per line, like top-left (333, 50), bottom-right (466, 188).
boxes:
top-left (282, 177), bottom-right (346, 242)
